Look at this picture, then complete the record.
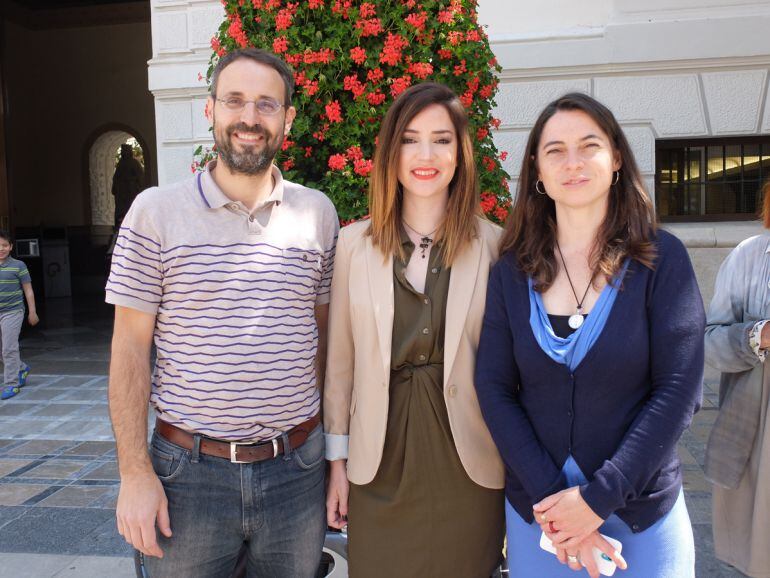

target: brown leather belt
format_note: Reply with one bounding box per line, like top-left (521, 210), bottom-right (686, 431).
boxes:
top-left (155, 414), bottom-right (320, 464)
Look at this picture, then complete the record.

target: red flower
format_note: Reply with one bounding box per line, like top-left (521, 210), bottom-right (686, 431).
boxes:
top-left (453, 59), bottom-right (467, 77)
top-left (308, 0), bottom-right (324, 8)
top-left (390, 74), bottom-right (412, 98)
top-left (331, 0), bottom-right (352, 17)
top-left (354, 158), bottom-right (373, 177)
top-left (447, 31), bottom-right (463, 46)
top-left (302, 80), bottom-right (319, 96)
top-left (459, 90), bottom-right (473, 108)
top-left (482, 156), bottom-right (496, 171)
top-left (477, 127), bottom-right (489, 141)
top-left (275, 7), bottom-right (293, 31)
top-left (380, 33), bottom-right (409, 66)
top-left (210, 37), bottom-right (225, 57)
top-left (466, 29), bottom-right (481, 42)
top-left (349, 46), bottom-right (367, 65)
top-left (325, 100), bottom-right (343, 123)
top-left (356, 18), bottom-right (382, 37)
top-left (197, 72), bottom-right (204, 82)
top-left (282, 158), bottom-right (295, 171)
top-left (328, 154), bottom-right (347, 171)
top-left (466, 76), bottom-right (480, 92)
top-left (303, 48), bottom-right (335, 64)
top-left (438, 9), bottom-right (454, 24)
top-left (251, 0), bottom-right (263, 8)
top-left (491, 117), bottom-right (501, 129)
top-left (499, 151), bottom-right (508, 161)
top-left (304, 146), bottom-right (313, 157)
top-left (359, 2), bottom-right (376, 18)
top-left (494, 205), bottom-right (509, 221)
top-left (404, 11), bottom-right (428, 31)
top-left (343, 75), bottom-right (366, 98)
top-left (407, 62), bottom-right (433, 80)
top-left (346, 145), bottom-right (364, 160)
top-left (227, 15), bottom-right (248, 48)
top-left (479, 84), bottom-right (494, 99)
top-left (273, 36), bottom-right (289, 54)
top-left (367, 68), bottom-right (384, 83)
top-left (480, 192), bottom-right (496, 213)
top-left (281, 138), bottom-right (295, 151)
top-left (366, 90), bottom-right (386, 106)
top-left (437, 48), bottom-right (452, 60)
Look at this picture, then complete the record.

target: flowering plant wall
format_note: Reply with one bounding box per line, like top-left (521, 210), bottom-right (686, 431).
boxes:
top-left (198, 0), bottom-right (511, 223)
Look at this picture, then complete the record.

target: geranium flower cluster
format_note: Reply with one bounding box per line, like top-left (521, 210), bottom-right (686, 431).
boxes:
top-left (197, 0), bottom-right (511, 223)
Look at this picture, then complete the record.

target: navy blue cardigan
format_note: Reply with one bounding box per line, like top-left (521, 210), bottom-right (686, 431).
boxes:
top-left (474, 230), bottom-right (705, 533)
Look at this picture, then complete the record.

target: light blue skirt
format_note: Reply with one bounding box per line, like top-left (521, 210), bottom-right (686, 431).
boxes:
top-left (506, 457), bottom-right (694, 578)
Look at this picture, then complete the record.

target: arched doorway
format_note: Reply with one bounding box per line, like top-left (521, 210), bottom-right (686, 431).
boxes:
top-left (88, 130), bottom-right (146, 227)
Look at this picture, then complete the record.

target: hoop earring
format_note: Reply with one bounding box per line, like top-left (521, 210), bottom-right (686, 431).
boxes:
top-left (612, 171), bottom-right (620, 186)
top-left (535, 180), bottom-right (547, 195)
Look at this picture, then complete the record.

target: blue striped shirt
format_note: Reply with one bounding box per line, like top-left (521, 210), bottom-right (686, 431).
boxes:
top-left (105, 163), bottom-right (338, 441)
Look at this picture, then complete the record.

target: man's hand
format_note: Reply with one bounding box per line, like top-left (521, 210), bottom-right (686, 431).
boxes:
top-left (326, 459), bottom-right (349, 529)
top-left (27, 311), bottom-right (39, 326)
top-left (116, 471), bottom-right (172, 558)
top-left (108, 306), bottom-right (159, 553)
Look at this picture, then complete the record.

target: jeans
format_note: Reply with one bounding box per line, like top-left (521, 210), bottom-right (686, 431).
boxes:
top-left (141, 424), bottom-right (326, 578)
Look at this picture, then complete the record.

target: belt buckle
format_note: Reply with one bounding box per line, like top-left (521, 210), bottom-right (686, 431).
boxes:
top-left (229, 439), bottom-right (280, 463)
top-left (229, 441), bottom-right (250, 464)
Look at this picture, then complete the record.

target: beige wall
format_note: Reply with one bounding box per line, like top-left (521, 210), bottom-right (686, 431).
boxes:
top-left (4, 19), bottom-right (156, 228)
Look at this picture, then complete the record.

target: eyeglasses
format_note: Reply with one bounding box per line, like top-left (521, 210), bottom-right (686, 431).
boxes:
top-left (215, 96), bottom-right (286, 116)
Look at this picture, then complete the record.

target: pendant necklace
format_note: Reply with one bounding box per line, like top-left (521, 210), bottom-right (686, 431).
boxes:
top-left (555, 240), bottom-right (593, 330)
top-left (403, 220), bottom-right (439, 259)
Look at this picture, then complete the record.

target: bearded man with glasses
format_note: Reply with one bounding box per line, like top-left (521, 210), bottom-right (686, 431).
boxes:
top-left (106, 48), bottom-right (338, 577)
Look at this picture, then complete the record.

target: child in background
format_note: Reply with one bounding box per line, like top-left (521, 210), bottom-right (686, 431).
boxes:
top-left (0, 230), bottom-right (38, 399)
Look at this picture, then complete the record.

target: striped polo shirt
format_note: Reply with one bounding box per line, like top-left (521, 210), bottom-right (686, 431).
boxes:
top-left (0, 257), bottom-right (31, 312)
top-left (105, 162), bottom-right (338, 441)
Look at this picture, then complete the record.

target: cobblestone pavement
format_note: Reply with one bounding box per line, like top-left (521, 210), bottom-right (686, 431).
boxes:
top-left (0, 298), bottom-right (749, 577)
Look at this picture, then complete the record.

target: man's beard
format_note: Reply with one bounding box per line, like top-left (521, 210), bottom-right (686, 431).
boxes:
top-left (214, 120), bottom-right (283, 176)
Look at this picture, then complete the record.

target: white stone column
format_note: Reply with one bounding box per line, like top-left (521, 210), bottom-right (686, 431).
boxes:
top-left (149, 0), bottom-right (222, 185)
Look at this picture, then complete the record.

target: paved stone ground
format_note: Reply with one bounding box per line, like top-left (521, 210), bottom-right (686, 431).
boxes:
top-left (0, 297), bottom-right (749, 577)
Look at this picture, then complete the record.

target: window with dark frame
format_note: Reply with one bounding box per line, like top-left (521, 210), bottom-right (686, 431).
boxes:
top-left (655, 137), bottom-right (770, 221)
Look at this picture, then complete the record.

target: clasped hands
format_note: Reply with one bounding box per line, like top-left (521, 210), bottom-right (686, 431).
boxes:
top-left (533, 486), bottom-right (627, 578)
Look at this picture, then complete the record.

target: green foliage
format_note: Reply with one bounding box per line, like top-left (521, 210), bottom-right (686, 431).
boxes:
top-left (199, 0), bottom-right (511, 223)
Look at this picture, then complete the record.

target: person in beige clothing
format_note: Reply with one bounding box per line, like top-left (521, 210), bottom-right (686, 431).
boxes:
top-left (324, 83), bottom-right (505, 578)
top-left (704, 179), bottom-right (770, 578)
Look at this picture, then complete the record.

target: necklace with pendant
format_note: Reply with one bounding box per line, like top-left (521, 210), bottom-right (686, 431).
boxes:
top-left (403, 220), bottom-right (439, 259)
top-left (555, 240), bottom-right (593, 330)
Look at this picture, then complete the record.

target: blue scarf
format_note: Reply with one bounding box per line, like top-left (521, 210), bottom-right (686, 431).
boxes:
top-left (528, 260), bottom-right (629, 371)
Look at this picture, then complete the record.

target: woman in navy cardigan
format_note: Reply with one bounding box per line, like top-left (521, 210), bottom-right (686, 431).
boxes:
top-left (475, 93), bottom-right (704, 578)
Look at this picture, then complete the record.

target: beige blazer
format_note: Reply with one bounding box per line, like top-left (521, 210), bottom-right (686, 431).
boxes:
top-left (323, 216), bottom-right (505, 489)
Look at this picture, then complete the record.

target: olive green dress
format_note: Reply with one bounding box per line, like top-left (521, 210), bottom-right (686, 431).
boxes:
top-left (347, 236), bottom-right (505, 578)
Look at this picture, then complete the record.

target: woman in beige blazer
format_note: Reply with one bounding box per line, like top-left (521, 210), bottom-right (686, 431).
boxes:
top-left (323, 83), bottom-right (505, 578)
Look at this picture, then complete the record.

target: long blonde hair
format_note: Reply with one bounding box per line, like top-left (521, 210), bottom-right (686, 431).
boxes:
top-left (367, 82), bottom-right (480, 266)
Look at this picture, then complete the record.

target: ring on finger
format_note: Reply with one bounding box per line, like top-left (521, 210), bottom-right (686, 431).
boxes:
top-left (567, 555), bottom-right (579, 563)
top-left (548, 521), bottom-right (556, 533)
top-left (539, 513), bottom-right (547, 523)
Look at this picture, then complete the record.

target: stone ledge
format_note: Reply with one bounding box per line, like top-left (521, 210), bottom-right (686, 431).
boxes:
top-left (663, 221), bottom-right (764, 248)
